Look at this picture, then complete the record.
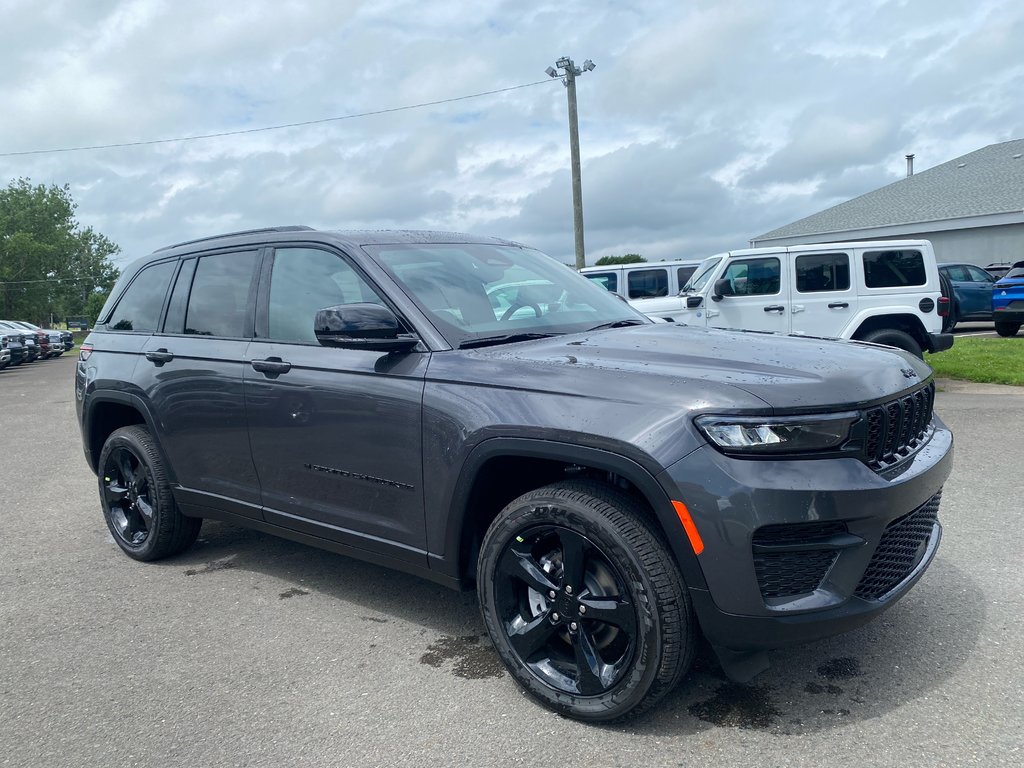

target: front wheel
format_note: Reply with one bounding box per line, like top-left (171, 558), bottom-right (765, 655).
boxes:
top-left (478, 480), bottom-right (693, 722)
top-left (97, 425), bottom-right (201, 561)
top-left (995, 321), bottom-right (1020, 338)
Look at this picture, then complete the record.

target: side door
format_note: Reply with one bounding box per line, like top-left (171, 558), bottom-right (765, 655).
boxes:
top-left (961, 265), bottom-right (996, 318)
top-left (706, 255), bottom-right (791, 333)
top-left (789, 250), bottom-right (856, 338)
top-left (136, 250), bottom-right (262, 516)
top-left (625, 266), bottom-right (683, 318)
top-left (244, 245), bottom-right (429, 560)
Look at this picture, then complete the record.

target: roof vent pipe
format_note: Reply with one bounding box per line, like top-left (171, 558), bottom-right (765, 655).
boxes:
top-left (906, 154), bottom-right (915, 177)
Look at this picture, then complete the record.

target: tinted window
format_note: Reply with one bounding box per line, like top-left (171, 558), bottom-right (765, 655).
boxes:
top-left (942, 265), bottom-right (969, 282)
top-left (721, 258), bottom-right (780, 296)
top-left (106, 260), bottom-right (176, 332)
top-left (627, 269), bottom-right (668, 299)
top-left (796, 253), bottom-right (850, 293)
top-left (677, 266), bottom-right (697, 288)
top-left (267, 248), bottom-right (385, 344)
top-left (586, 272), bottom-right (618, 293)
top-left (184, 252), bottom-right (258, 337)
top-left (863, 250), bottom-right (926, 288)
top-left (163, 258), bottom-right (196, 333)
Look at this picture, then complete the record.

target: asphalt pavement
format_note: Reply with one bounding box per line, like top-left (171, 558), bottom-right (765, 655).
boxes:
top-left (1, 355), bottom-right (1021, 767)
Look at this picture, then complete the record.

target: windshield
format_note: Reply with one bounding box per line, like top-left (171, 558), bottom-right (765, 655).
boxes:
top-left (365, 243), bottom-right (648, 347)
top-left (682, 256), bottom-right (723, 292)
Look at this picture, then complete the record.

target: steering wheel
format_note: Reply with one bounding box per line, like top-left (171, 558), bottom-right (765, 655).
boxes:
top-left (500, 302), bottom-right (542, 321)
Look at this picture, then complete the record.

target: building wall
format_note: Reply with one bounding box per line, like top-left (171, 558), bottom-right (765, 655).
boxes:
top-left (905, 223), bottom-right (1024, 267)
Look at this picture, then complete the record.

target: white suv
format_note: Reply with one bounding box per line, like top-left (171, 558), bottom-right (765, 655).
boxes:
top-left (674, 240), bottom-right (952, 358)
top-left (581, 260), bottom-right (702, 320)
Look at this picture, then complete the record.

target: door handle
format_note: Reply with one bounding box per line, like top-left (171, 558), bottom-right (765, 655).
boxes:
top-left (251, 357), bottom-right (292, 376)
top-left (145, 348), bottom-right (174, 364)
top-left (828, 302), bottom-right (850, 309)
top-left (763, 305), bottom-right (785, 313)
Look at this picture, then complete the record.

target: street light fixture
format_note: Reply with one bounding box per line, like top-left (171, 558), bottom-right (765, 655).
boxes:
top-left (547, 55), bottom-right (595, 270)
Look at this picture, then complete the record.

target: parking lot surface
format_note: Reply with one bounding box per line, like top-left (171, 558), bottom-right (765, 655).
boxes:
top-left (1, 355), bottom-right (1021, 767)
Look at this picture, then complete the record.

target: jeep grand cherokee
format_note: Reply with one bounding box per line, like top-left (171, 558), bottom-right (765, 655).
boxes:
top-left (76, 227), bottom-right (952, 721)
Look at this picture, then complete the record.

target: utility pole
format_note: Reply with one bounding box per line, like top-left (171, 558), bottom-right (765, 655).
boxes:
top-left (547, 56), bottom-right (595, 270)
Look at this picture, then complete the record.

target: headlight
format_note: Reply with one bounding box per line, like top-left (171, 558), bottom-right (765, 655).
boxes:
top-left (695, 412), bottom-right (858, 454)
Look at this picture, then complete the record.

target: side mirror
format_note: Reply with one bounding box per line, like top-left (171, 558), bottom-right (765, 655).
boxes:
top-left (686, 295), bottom-right (703, 309)
top-left (314, 303), bottom-right (418, 352)
top-left (712, 278), bottom-right (733, 302)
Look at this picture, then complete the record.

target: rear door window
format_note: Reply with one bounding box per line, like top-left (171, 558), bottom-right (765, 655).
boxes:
top-left (796, 253), bottom-right (850, 292)
top-left (676, 266), bottom-right (697, 288)
top-left (105, 260), bottom-right (176, 332)
top-left (627, 268), bottom-right (668, 299)
top-left (863, 250), bottom-right (926, 287)
top-left (183, 252), bottom-right (259, 337)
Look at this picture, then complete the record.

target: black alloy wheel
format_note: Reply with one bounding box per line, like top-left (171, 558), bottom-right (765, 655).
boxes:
top-left (479, 480), bottom-right (693, 722)
top-left (493, 524), bottom-right (638, 696)
top-left (97, 425), bottom-right (201, 561)
top-left (102, 446), bottom-right (154, 547)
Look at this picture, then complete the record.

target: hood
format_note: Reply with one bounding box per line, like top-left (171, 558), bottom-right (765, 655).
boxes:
top-left (453, 324), bottom-right (930, 412)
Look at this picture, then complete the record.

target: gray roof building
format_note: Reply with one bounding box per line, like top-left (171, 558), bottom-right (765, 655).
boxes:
top-left (751, 139), bottom-right (1024, 266)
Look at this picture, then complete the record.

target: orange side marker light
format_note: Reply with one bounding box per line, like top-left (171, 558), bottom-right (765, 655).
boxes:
top-left (672, 500), bottom-right (704, 555)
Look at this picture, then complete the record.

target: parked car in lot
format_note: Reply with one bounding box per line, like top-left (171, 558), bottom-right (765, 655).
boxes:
top-left (984, 262), bottom-right (1020, 280)
top-left (77, 227), bottom-right (952, 721)
top-left (1, 332), bottom-right (26, 367)
top-left (674, 240), bottom-right (951, 358)
top-left (580, 259), bottom-right (702, 321)
top-left (0, 322), bottom-right (39, 362)
top-left (993, 264), bottom-right (1024, 337)
top-left (1, 320), bottom-right (62, 358)
top-left (6, 321), bottom-right (69, 355)
top-left (937, 262), bottom-right (996, 329)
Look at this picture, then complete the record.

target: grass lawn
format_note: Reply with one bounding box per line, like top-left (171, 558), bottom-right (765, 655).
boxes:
top-left (926, 337), bottom-right (1024, 386)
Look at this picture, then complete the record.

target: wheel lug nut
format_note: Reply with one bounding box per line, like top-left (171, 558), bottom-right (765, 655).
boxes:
top-left (551, 612), bottom-right (560, 622)
top-left (548, 590), bottom-right (556, 599)
top-left (579, 605), bottom-right (586, 614)
top-left (565, 585), bottom-right (573, 595)
top-left (569, 622), bottom-right (578, 631)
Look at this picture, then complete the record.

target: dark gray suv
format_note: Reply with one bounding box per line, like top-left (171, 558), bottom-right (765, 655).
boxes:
top-left (76, 227), bottom-right (953, 721)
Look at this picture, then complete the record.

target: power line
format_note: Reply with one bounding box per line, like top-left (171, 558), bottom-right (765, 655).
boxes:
top-left (0, 79), bottom-right (558, 158)
top-left (0, 276), bottom-right (104, 285)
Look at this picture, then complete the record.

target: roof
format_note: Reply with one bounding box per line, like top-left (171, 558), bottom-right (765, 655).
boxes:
top-left (754, 138), bottom-right (1024, 242)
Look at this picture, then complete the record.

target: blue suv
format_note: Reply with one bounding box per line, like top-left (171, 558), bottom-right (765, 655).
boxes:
top-left (993, 261), bottom-right (1024, 337)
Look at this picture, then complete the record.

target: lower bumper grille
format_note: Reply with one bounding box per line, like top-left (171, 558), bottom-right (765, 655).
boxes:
top-left (752, 521), bottom-right (847, 599)
top-left (854, 492), bottom-right (941, 600)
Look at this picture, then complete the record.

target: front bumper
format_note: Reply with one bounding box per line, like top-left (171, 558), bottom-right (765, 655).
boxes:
top-left (660, 415), bottom-right (952, 652)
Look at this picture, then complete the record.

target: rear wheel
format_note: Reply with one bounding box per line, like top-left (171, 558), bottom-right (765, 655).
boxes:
top-left (97, 425), bottom-right (201, 561)
top-left (995, 321), bottom-right (1020, 338)
top-left (478, 480), bottom-right (693, 722)
top-left (861, 328), bottom-right (923, 359)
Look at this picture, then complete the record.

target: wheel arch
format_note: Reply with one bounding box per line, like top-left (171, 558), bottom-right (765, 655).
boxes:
top-left (442, 438), bottom-right (707, 591)
top-left (851, 313), bottom-right (930, 348)
top-left (84, 393), bottom-right (172, 481)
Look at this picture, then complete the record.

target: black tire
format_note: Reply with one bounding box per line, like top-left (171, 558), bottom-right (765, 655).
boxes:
top-left (478, 480), bottom-right (694, 722)
top-left (97, 425), bottom-right (201, 561)
top-left (995, 322), bottom-right (1020, 338)
top-left (862, 328), bottom-right (923, 359)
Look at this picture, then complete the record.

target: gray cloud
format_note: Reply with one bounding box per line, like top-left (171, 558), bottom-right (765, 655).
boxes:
top-left (1, 0), bottom-right (1022, 269)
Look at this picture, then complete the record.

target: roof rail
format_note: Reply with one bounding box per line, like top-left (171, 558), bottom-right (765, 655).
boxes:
top-left (154, 225), bottom-right (316, 252)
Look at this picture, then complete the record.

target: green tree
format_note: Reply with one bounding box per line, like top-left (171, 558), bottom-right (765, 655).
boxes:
top-left (594, 253), bottom-right (646, 266)
top-left (0, 178), bottom-right (120, 324)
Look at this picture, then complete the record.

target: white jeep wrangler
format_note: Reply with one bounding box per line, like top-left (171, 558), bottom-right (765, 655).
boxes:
top-left (669, 239), bottom-right (952, 358)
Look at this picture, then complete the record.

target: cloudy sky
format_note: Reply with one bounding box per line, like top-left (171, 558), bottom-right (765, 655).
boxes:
top-left (2, 0), bottom-right (1022, 268)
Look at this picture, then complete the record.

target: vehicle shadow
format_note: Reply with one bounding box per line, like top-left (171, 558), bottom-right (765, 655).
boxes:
top-left (159, 521), bottom-right (983, 735)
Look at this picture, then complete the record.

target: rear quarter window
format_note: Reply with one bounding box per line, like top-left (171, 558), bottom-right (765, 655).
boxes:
top-left (863, 250), bottom-right (926, 288)
top-left (104, 260), bottom-right (177, 332)
top-left (585, 272), bottom-right (618, 293)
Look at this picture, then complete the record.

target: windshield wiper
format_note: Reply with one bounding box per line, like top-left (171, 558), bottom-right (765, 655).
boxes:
top-left (459, 332), bottom-right (559, 349)
top-left (585, 319), bottom-right (646, 332)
